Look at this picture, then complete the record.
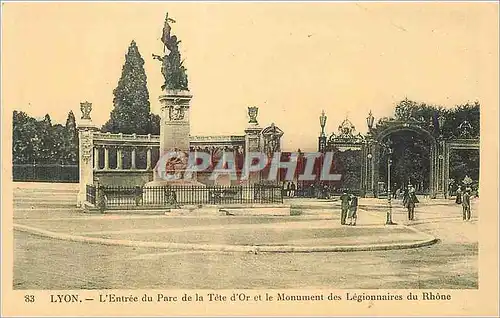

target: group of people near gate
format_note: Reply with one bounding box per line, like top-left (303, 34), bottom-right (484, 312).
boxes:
top-left (339, 190), bottom-right (359, 226)
top-left (455, 186), bottom-right (473, 221)
top-left (282, 181), bottom-right (297, 197)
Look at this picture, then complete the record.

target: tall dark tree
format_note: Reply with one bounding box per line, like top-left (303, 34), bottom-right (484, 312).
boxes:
top-left (37, 114), bottom-right (56, 163)
top-left (149, 113), bottom-right (161, 135)
top-left (102, 40), bottom-right (151, 135)
top-left (64, 110), bottom-right (79, 164)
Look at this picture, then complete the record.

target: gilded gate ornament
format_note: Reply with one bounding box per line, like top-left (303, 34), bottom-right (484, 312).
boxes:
top-left (80, 101), bottom-right (92, 120)
top-left (248, 106), bottom-right (259, 124)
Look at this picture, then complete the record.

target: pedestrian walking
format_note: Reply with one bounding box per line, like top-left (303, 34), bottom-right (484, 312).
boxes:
top-left (339, 190), bottom-right (350, 225)
top-left (290, 182), bottom-right (296, 198)
top-left (97, 186), bottom-right (107, 214)
top-left (462, 188), bottom-right (471, 220)
top-left (402, 186), bottom-right (409, 207)
top-left (348, 194), bottom-right (358, 226)
top-left (406, 185), bottom-right (418, 221)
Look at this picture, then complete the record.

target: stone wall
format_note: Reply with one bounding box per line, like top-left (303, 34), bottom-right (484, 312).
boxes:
top-left (94, 171), bottom-right (154, 187)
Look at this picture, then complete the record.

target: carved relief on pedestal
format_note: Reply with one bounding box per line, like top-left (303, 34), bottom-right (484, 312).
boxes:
top-left (81, 131), bottom-right (93, 163)
top-left (248, 136), bottom-right (260, 152)
top-left (169, 105), bottom-right (185, 121)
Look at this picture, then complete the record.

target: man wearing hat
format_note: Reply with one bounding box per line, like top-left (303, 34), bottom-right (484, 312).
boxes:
top-left (339, 189), bottom-right (350, 225)
top-left (462, 187), bottom-right (472, 221)
top-left (407, 184), bottom-right (418, 221)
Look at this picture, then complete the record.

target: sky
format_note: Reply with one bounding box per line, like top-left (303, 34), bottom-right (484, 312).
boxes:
top-left (2, 2), bottom-right (498, 151)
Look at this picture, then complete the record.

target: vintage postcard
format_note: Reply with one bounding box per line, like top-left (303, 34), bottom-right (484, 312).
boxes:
top-left (2, 1), bottom-right (499, 316)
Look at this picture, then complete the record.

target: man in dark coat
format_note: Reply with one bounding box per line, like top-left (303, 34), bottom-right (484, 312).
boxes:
top-left (407, 185), bottom-right (418, 220)
top-left (462, 188), bottom-right (471, 220)
top-left (348, 194), bottom-right (359, 226)
top-left (339, 190), bottom-right (350, 225)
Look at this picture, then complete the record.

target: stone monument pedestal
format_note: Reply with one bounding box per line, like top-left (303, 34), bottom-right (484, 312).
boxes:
top-left (143, 89), bottom-right (205, 205)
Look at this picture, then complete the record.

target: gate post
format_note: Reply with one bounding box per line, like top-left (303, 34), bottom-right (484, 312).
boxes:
top-left (77, 101), bottom-right (98, 207)
top-left (363, 139), bottom-right (376, 197)
top-left (435, 139), bottom-right (447, 198)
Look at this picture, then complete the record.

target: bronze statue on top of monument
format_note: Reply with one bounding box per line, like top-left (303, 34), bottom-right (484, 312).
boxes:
top-left (144, 12), bottom-right (202, 192)
top-left (152, 12), bottom-right (189, 91)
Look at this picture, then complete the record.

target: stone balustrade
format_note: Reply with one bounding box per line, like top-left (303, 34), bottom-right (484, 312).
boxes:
top-left (90, 132), bottom-right (249, 173)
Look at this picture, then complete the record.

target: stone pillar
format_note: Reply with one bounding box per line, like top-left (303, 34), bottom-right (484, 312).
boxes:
top-left (93, 147), bottom-right (99, 170)
top-left (244, 107), bottom-right (263, 184)
top-left (153, 89), bottom-right (193, 180)
top-left (146, 147), bottom-right (152, 170)
top-left (77, 101), bottom-right (98, 207)
top-left (159, 90), bottom-right (192, 152)
top-left (318, 136), bottom-right (327, 153)
top-left (444, 142), bottom-right (450, 198)
top-left (104, 146), bottom-right (109, 170)
top-left (131, 147), bottom-right (137, 170)
top-left (117, 147), bottom-right (123, 170)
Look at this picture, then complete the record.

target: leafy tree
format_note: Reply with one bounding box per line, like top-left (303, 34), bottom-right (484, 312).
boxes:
top-left (12, 111), bottom-right (39, 164)
top-left (102, 40), bottom-right (151, 135)
top-left (12, 111), bottom-right (75, 165)
top-left (449, 149), bottom-right (480, 182)
top-left (330, 148), bottom-right (362, 191)
top-left (51, 124), bottom-right (66, 163)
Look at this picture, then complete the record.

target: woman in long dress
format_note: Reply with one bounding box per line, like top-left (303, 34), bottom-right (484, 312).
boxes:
top-left (402, 186), bottom-right (409, 207)
top-left (455, 187), bottom-right (462, 204)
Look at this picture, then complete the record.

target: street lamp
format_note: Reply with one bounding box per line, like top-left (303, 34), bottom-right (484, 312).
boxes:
top-left (385, 139), bottom-right (396, 225)
top-left (366, 110), bottom-right (374, 131)
top-left (318, 110), bottom-right (327, 152)
top-left (319, 110), bottom-right (327, 137)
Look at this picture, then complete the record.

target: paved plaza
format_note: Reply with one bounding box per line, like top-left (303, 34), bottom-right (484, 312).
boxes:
top-left (13, 183), bottom-right (478, 290)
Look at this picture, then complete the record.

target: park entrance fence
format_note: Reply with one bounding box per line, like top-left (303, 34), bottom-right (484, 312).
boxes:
top-left (13, 164), bottom-right (79, 183)
top-left (86, 184), bottom-right (283, 210)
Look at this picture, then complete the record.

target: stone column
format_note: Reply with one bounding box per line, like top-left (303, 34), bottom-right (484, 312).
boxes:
top-left (104, 146), bottom-right (109, 170)
top-left (117, 147), bottom-right (123, 170)
top-left (93, 147), bottom-right (99, 170)
top-left (77, 101), bottom-right (98, 207)
top-left (153, 89), bottom-right (192, 180)
top-left (244, 107), bottom-right (263, 184)
top-left (131, 147), bottom-right (137, 170)
top-left (146, 147), bottom-right (152, 170)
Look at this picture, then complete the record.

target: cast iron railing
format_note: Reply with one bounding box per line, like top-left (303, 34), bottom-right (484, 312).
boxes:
top-left (13, 164), bottom-right (79, 183)
top-left (88, 184), bottom-right (283, 210)
top-left (86, 184), bottom-right (96, 205)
